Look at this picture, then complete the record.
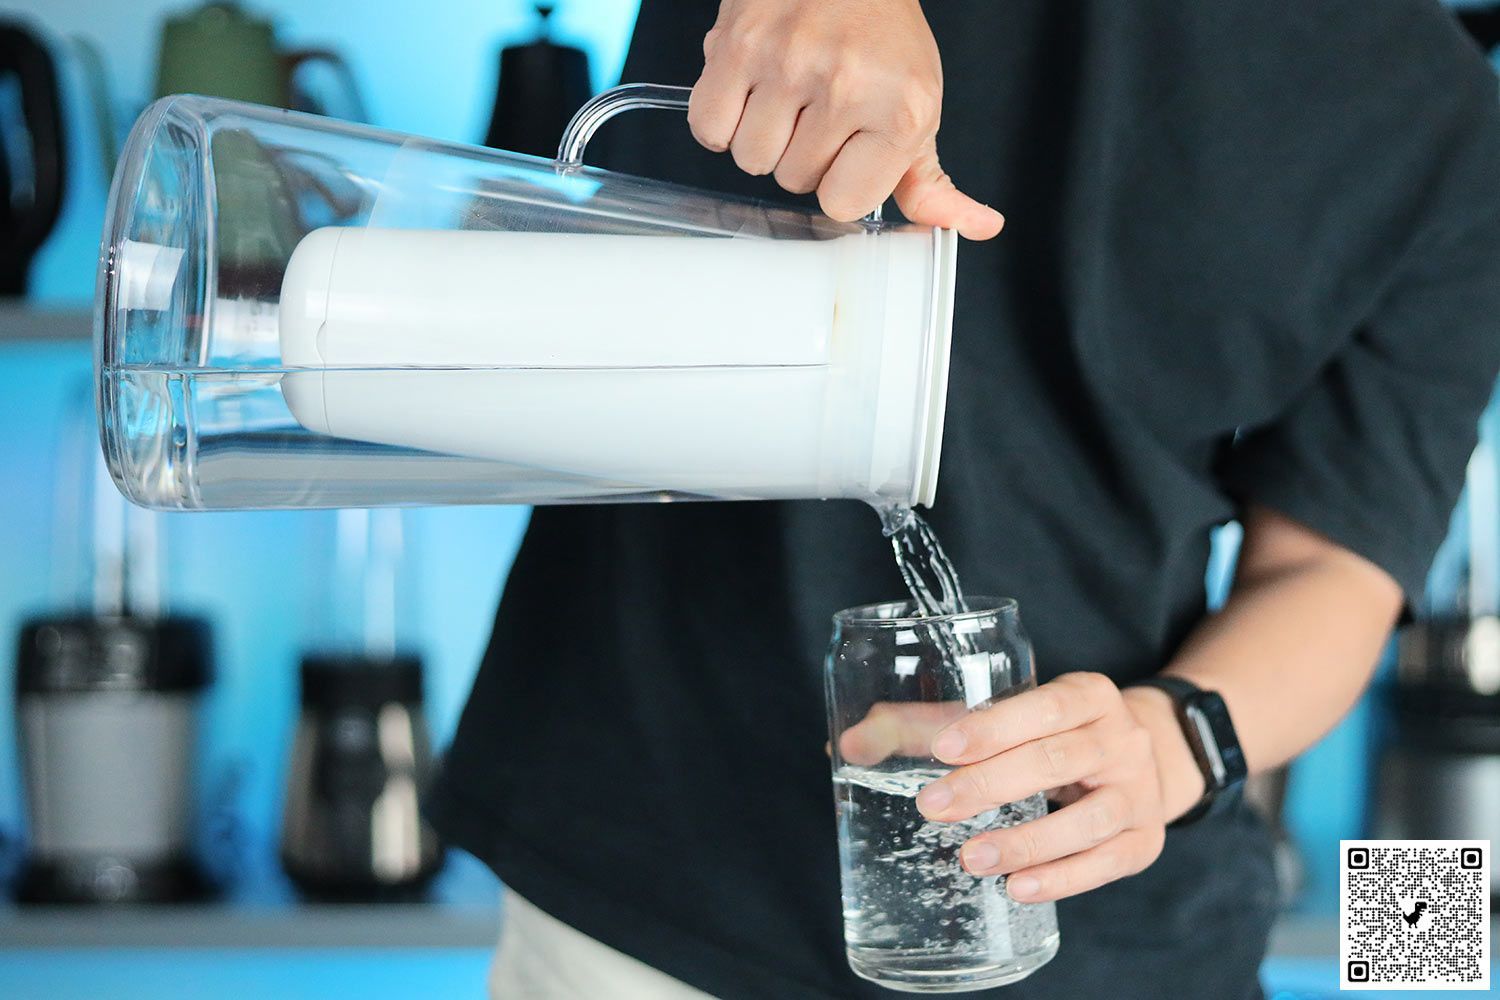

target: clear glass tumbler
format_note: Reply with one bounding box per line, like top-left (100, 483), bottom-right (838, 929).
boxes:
top-left (824, 598), bottom-right (1060, 992)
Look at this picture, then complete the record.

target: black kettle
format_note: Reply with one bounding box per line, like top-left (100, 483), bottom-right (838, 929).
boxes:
top-left (482, 2), bottom-right (592, 157)
top-left (1458, 4), bottom-right (1500, 52)
top-left (0, 21), bottom-right (66, 297)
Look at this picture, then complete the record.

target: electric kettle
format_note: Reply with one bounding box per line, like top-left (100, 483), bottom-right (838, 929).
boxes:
top-left (154, 2), bottom-right (365, 119)
top-left (0, 20), bottom-right (67, 296)
top-left (483, 2), bottom-right (592, 157)
top-left (95, 85), bottom-right (957, 512)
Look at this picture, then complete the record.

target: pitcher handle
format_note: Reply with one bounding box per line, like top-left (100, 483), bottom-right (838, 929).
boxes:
top-left (556, 83), bottom-right (883, 227)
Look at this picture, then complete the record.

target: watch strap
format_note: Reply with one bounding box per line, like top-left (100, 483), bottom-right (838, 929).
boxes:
top-left (1128, 676), bottom-right (1219, 828)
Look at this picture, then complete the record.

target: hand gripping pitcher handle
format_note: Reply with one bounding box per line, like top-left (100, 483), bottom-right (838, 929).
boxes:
top-left (555, 83), bottom-right (884, 227)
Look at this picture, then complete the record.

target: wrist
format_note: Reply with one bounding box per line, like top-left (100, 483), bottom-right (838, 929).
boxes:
top-left (1121, 685), bottom-right (1207, 823)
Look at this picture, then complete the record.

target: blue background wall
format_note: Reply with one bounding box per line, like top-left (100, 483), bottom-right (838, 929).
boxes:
top-left (0, 0), bottom-right (641, 876)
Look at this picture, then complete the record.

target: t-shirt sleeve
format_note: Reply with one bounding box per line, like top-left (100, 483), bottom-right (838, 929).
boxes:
top-left (1220, 204), bottom-right (1500, 605)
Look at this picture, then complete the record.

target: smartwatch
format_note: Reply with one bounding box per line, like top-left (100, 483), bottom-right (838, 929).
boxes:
top-left (1127, 676), bottom-right (1247, 827)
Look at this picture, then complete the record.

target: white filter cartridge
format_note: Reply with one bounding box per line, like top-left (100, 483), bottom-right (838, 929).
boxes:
top-left (278, 227), bottom-right (950, 502)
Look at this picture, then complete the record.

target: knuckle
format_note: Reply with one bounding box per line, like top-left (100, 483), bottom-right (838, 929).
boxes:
top-left (687, 111), bottom-right (731, 151)
top-left (1125, 726), bottom-right (1154, 761)
top-left (731, 145), bottom-right (773, 176)
top-left (955, 764), bottom-right (1001, 807)
top-left (825, 63), bottom-right (870, 109)
top-left (1085, 794), bottom-right (1124, 843)
top-left (775, 41), bottom-right (823, 90)
top-left (1036, 734), bottom-right (1071, 780)
top-left (889, 84), bottom-right (940, 137)
top-left (774, 163), bottom-right (816, 194)
top-left (1040, 862), bottom-right (1070, 897)
top-left (724, 24), bottom-right (765, 63)
top-left (1071, 671), bottom-right (1118, 704)
top-left (817, 186), bottom-right (867, 223)
top-left (1034, 688), bottom-right (1067, 729)
top-left (1081, 732), bottom-right (1109, 771)
top-left (1009, 823), bottom-right (1043, 869)
top-left (702, 27), bottom-right (720, 58)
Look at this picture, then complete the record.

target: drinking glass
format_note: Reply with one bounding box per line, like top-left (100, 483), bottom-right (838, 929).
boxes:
top-left (824, 598), bottom-right (1060, 992)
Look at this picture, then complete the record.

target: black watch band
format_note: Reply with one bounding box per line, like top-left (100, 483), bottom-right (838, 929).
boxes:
top-left (1128, 676), bottom-right (1247, 828)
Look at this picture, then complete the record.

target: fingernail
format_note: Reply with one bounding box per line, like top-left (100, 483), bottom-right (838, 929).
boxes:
top-left (963, 842), bottom-right (999, 872)
top-left (931, 729), bottom-right (967, 761)
top-left (1007, 875), bottom-right (1041, 900)
top-left (915, 781), bottom-right (954, 814)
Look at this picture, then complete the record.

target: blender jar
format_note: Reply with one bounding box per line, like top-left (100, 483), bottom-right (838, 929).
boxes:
top-left (96, 84), bottom-right (958, 511)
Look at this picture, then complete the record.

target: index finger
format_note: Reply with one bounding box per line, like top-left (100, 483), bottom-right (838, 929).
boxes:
top-left (931, 672), bottom-right (1120, 766)
top-left (816, 130), bottom-right (919, 222)
top-left (688, 59), bottom-right (750, 153)
top-left (838, 700), bottom-right (967, 766)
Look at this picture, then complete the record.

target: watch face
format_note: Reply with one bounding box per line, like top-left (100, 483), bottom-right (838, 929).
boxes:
top-left (1184, 691), bottom-right (1247, 790)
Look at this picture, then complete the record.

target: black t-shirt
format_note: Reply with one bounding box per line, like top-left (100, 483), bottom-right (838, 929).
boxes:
top-left (429, 3), bottom-right (1500, 998)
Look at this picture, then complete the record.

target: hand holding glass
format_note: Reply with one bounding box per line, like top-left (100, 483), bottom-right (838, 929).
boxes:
top-left (824, 598), bottom-right (1059, 993)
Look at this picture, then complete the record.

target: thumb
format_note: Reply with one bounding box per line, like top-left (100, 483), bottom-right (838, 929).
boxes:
top-left (893, 142), bottom-right (1004, 241)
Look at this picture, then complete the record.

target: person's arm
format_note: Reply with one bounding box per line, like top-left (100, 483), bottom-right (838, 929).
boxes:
top-left (1124, 503), bottom-right (1402, 821)
top-left (687, 0), bottom-right (1004, 239)
top-left (911, 503), bottom-right (1402, 903)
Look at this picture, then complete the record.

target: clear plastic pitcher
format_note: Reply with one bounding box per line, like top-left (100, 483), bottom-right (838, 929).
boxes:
top-left (96, 85), bottom-right (957, 511)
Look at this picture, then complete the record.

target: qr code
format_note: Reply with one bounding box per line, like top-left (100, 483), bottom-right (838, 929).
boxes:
top-left (1341, 839), bottom-right (1490, 990)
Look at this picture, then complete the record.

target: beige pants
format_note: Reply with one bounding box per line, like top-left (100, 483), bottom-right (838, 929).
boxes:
top-left (488, 891), bottom-right (718, 999)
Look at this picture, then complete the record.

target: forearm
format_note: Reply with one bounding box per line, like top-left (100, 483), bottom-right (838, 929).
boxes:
top-left (1123, 505), bottom-right (1403, 820)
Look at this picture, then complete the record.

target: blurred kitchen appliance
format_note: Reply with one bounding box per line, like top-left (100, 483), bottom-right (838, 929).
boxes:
top-left (154, 2), bottom-right (365, 120)
top-left (13, 386), bottom-right (213, 904)
top-left (1457, 3), bottom-right (1500, 53)
top-left (1376, 616), bottom-right (1500, 897)
top-left (69, 35), bottom-right (120, 178)
top-left (97, 87), bottom-right (956, 513)
top-left (280, 509), bottom-right (441, 899)
top-left (0, 20), bottom-right (66, 296)
top-left (483, 2), bottom-right (591, 156)
top-left (1374, 399), bottom-right (1500, 895)
top-left (15, 616), bottom-right (212, 903)
top-left (280, 654), bottom-right (441, 899)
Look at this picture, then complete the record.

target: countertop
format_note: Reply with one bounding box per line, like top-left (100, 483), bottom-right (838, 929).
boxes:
top-left (0, 304), bottom-right (92, 342)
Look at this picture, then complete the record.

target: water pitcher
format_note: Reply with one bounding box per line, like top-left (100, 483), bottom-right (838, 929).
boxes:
top-left (96, 85), bottom-right (958, 511)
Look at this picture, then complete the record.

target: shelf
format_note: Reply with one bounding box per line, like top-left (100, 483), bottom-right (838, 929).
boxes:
top-left (0, 303), bottom-right (92, 342)
top-left (0, 853), bottom-right (500, 950)
top-left (0, 900), bottom-right (497, 949)
top-left (1266, 913), bottom-right (1341, 958)
top-left (0, 906), bottom-right (1414, 958)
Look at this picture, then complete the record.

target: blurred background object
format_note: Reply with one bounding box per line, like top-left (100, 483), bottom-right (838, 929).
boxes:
top-left (281, 510), bottom-right (444, 901)
top-left (153, 2), bottom-right (365, 120)
top-left (13, 380), bottom-right (215, 904)
top-left (1373, 391), bottom-right (1500, 896)
top-left (1456, 0), bottom-right (1500, 52)
top-left (482, 2), bottom-right (591, 156)
top-left (0, 20), bottom-right (66, 296)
